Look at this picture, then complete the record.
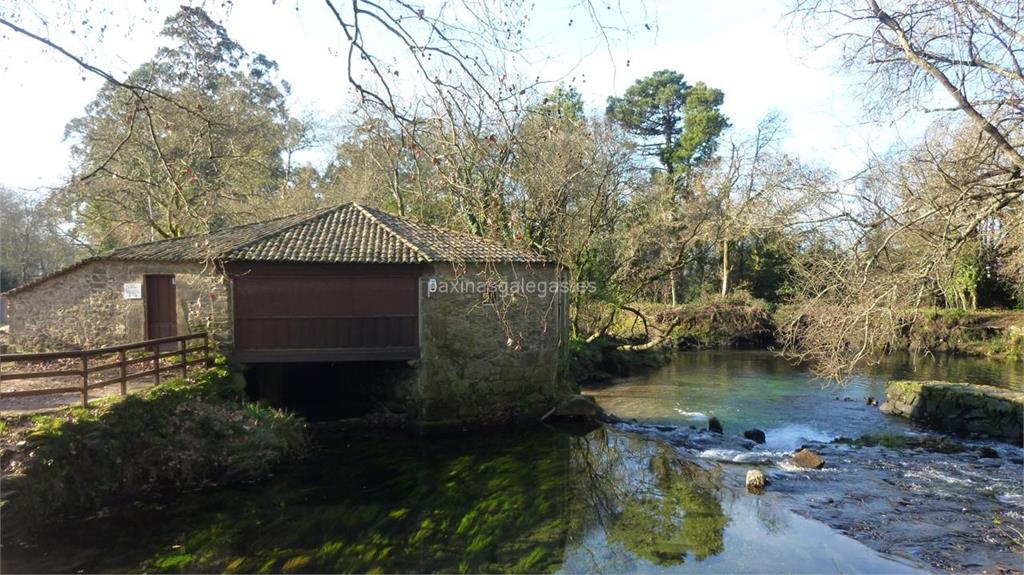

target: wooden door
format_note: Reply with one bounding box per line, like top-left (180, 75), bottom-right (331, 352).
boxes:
top-left (144, 275), bottom-right (177, 339)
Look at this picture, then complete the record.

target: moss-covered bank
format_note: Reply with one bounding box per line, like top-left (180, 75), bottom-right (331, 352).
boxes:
top-left (909, 309), bottom-right (1024, 360)
top-left (569, 337), bottom-right (670, 386)
top-left (604, 293), bottom-right (775, 350)
top-left (572, 293), bottom-right (774, 385)
top-left (880, 380), bottom-right (1023, 444)
top-left (0, 359), bottom-right (307, 529)
top-left (596, 301), bottom-right (1021, 377)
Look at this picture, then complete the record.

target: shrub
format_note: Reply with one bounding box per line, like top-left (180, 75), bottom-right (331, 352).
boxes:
top-left (1, 358), bottom-right (306, 528)
top-left (569, 336), bottom-right (668, 386)
top-left (655, 291), bottom-right (774, 348)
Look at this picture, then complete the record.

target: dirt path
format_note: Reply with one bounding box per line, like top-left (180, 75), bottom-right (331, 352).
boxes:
top-left (1, 376), bottom-right (160, 413)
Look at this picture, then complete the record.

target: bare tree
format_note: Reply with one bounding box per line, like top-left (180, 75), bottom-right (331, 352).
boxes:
top-left (709, 112), bottom-right (833, 296)
top-left (791, 0), bottom-right (1022, 176)
top-left (777, 117), bottom-right (1023, 380)
top-left (780, 0), bottom-right (1023, 379)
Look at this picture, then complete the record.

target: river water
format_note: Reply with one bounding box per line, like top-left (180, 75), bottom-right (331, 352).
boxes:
top-left (588, 350), bottom-right (1022, 451)
top-left (2, 351), bottom-right (1021, 573)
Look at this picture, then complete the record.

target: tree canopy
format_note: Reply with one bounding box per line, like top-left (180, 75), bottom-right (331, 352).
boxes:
top-left (60, 7), bottom-right (302, 248)
top-left (606, 70), bottom-right (729, 173)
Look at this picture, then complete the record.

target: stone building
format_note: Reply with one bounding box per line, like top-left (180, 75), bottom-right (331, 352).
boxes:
top-left (3, 203), bottom-right (572, 423)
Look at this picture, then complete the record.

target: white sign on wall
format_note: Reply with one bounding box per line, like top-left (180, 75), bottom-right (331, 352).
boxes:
top-left (122, 282), bottom-right (142, 300)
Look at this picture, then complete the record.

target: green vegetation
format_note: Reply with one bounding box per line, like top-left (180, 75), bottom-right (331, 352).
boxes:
top-left (607, 452), bottom-right (727, 566)
top-left (0, 359), bottom-right (306, 528)
top-left (614, 293), bottom-right (774, 349)
top-left (59, 7), bottom-right (301, 247)
top-left (605, 69), bottom-right (728, 173)
top-left (910, 309), bottom-right (1024, 360)
top-left (834, 433), bottom-right (967, 454)
top-left (571, 292), bottom-right (774, 386)
top-left (136, 431), bottom-right (575, 574)
top-left (569, 336), bottom-right (670, 386)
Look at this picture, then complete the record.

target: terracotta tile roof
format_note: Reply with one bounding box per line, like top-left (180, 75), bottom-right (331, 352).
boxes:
top-left (99, 208), bottom-right (333, 263)
top-left (3, 204), bottom-right (548, 295)
top-left (104, 203), bottom-right (547, 264)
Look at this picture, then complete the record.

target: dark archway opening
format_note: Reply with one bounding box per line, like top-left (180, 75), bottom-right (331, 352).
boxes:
top-left (243, 361), bottom-right (415, 420)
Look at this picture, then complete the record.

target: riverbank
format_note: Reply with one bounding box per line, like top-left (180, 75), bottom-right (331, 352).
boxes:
top-left (575, 300), bottom-right (1022, 384)
top-left (2, 350), bottom-right (1020, 573)
top-left (0, 360), bottom-right (306, 530)
top-left (585, 349), bottom-right (1024, 573)
top-left (908, 308), bottom-right (1024, 360)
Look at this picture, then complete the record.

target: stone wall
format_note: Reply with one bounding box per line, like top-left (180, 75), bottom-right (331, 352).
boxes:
top-left (6, 260), bottom-right (231, 352)
top-left (881, 380), bottom-right (1023, 445)
top-left (413, 262), bottom-right (572, 424)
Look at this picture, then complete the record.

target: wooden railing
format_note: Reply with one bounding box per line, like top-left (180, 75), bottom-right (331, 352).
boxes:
top-left (0, 333), bottom-right (211, 407)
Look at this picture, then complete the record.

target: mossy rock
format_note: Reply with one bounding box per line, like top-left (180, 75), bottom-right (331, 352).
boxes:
top-left (880, 380), bottom-right (1023, 445)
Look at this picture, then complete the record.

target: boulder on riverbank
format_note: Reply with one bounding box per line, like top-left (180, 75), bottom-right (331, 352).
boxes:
top-left (550, 394), bottom-right (605, 421)
top-left (880, 380), bottom-right (1023, 445)
top-left (746, 469), bottom-right (767, 494)
top-left (792, 448), bottom-right (825, 469)
top-left (743, 428), bottom-right (766, 444)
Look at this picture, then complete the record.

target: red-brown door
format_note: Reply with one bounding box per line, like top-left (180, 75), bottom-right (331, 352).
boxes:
top-left (144, 275), bottom-right (177, 339)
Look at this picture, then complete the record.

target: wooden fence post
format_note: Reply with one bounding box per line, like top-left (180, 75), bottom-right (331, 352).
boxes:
top-left (153, 344), bottom-right (161, 386)
top-left (180, 338), bottom-right (188, 379)
top-left (80, 352), bottom-right (89, 407)
top-left (119, 349), bottom-right (128, 395)
top-left (203, 334), bottom-right (211, 367)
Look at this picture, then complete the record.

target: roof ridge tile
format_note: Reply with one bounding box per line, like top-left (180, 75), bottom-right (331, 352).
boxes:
top-left (351, 204), bottom-right (432, 262)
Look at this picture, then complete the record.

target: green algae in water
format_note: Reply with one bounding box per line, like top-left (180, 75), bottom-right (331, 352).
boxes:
top-left (2, 424), bottom-right (924, 574)
top-left (137, 431), bottom-right (577, 574)
top-left (605, 447), bottom-right (728, 566)
top-left (2, 427), bottom-right (729, 574)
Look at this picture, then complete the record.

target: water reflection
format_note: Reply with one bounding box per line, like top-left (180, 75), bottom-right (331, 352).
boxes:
top-left (2, 426), bottom-right (919, 574)
top-left (864, 351), bottom-right (1023, 390)
top-left (571, 430), bottom-right (727, 567)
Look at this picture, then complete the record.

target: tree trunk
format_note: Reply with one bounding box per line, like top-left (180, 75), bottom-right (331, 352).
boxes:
top-left (670, 270), bottom-right (678, 306)
top-left (720, 237), bottom-right (730, 297)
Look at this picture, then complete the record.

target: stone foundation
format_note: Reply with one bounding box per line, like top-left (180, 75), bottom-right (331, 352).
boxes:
top-left (881, 380), bottom-right (1023, 445)
top-left (414, 262), bottom-right (572, 424)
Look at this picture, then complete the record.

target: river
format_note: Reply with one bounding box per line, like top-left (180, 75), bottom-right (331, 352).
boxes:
top-left (2, 351), bottom-right (1021, 573)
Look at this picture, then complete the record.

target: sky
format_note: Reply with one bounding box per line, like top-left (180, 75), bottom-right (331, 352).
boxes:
top-left (0, 0), bottom-right (933, 195)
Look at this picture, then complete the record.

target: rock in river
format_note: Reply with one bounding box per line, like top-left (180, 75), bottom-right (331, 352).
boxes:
top-left (746, 469), bottom-right (767, 494)
top-left (552, 394), bottom-right (604, 421)
top-left (708, 416), bottom-right (723, 434)
top-left (792, 448), bottom-right (826, 469)
top-left (880, 380), bottom-right (1023, 445)
top-left (743, 428), bottom-right (766, 444)
top-left (977, 446), bottom-right (1000, 459)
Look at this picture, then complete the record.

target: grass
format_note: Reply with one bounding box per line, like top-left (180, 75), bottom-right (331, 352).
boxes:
top-left (1, 357), bottom-right (307, 529)
top-left (835, 433), bottom-right (967, 454)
